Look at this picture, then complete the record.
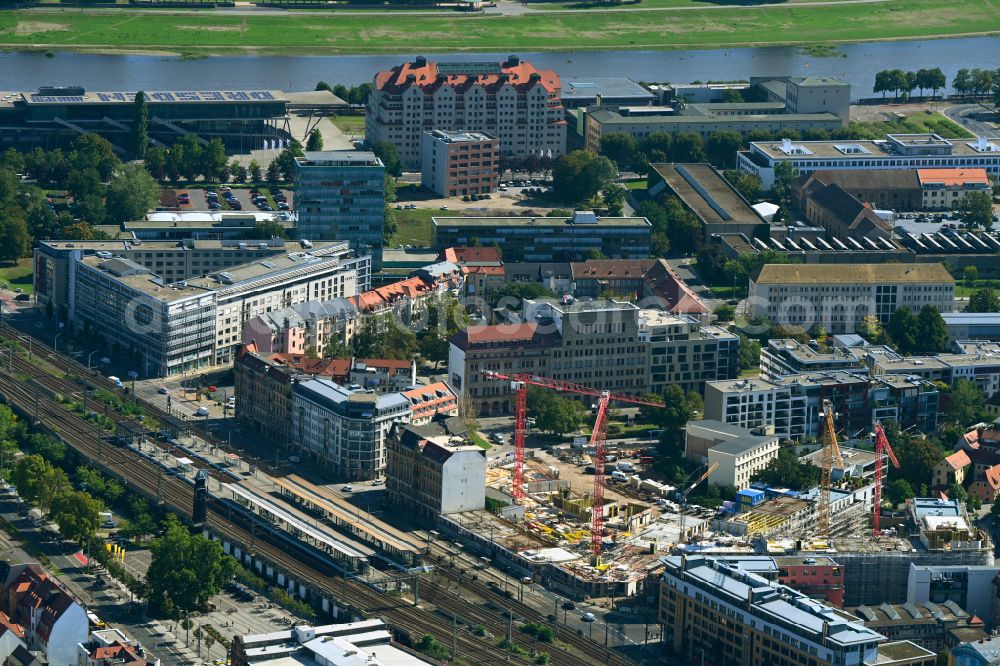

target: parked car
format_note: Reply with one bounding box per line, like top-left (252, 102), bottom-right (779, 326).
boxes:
top-left (581, 612), bottom-right (596, 622)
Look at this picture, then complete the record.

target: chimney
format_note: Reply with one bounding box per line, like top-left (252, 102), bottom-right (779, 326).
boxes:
top-left (414, 55), bottom-right (427, 67)
top-left (507, 55), bottom-right (520, 67)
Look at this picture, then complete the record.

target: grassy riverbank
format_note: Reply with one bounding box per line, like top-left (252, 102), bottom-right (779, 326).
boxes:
top-left (1, 0), bottom-right (998, 55)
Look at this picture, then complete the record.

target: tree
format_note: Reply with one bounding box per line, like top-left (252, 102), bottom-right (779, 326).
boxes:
top-left (241, 220), bottom-right (287, 240)
top-left (322, 339), bottom-right (352, 359)
top-left (602, 184), bottom-right (626, 216)
top-left (131, 91), bottom-right (148, 161)
top-left (714, 304), bottom-right (735, 322)
top-left (146, 515), bottom-right (237, 616)
top-left (883, 478), bottom-right (914, 507)
top-left (60, 221), bottom-right (103, 241)
top-left (70, 133), bottom-right (120, 181)
top-left (925, 67), bottom-right (947, 98)
top-left (144, 146), bottom-right (167, 181)
top-left (203, 139), bottom-right (228, 183)
top-left (599, 133), bottom-right (640, 169)
top-left (960, 191), bottom-right (994, 229)
top-left (0, 215), bottom-right (31, 262)
top-left (887, 306), bottom-right (918, 353)
top-left (75, 195), bottom-right (106, 226)
top-left (265, 160), bottom-right (282, 183)
top-left (954, 69), bottom-right (973, 96)
top-left (946, 379), bottom-right (987, 427)
top-left (874, 70), bottom-right (893, 99)
top-left (722, 170), bottom-right (761, 202)
top-left (353, 315), bottom-right (416, 360)
top-left (105, 163), bottom-right (162, 225)
top-left (306, 128), bottom-right (324, 152)
top-left (67, 167), bottom-right (103, 201)
top-left (753, 448), bottom-right (821, 491)
top-left (738, 334), bottom-right (761, 372)
top-left (858, 314), bottom-right (887, 344)
top-left (248, 160), bottom-right (262, 183)
top-left (964, 265), bottom-right (979, 288)
top-left (668, 132), bottom-right (704, 163)
top-left (967, 287), bottom-right (1000, 313)
top-left (50, 490), bottom-right (103, 545)
top-left (914, 304), bottom-right (949, 354)
top-left (640, 385), bottom-right (701, 449)
top-left (370, 141), bottom-right (402, 177)
top-left (527, 388), bottom-right (586, 436)
top-left (705, 131), bottom-right (742, 169)
top-left (315, 81), bottom-right (333, 92)
top-left (552, 150), bottom-right (616, 204)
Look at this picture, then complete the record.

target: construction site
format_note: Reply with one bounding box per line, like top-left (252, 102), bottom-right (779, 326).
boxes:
top-left (439, 391), bottom-right (996, 608)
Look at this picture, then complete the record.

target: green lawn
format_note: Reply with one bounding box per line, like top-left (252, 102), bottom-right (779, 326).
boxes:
top-left (469, 431), bottom-right (492, 450)
top-left (957, 279), bottom-right (1000, 297)
top-left (624, 179), bottom-right (647, 191)
top-left (0, 260), bottom-right (34, 295)
top-left (330, 114), bottom-right (365, 135)
top-left (852, 110), bottom-right (973, 139)
top-left (391, 208), bottom-right (436, 247)
top-left (2, 0), bottom-right (999, 54)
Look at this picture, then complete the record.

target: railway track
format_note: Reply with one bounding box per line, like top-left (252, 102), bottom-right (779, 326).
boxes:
top-left (0, 325), bottom-right (640, 666)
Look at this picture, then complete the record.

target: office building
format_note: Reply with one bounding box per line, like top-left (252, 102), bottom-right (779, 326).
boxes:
top-left (749, 263), bottom-right (955, 333)
top-left (917, 168), bottom-right (993, 210)
top-left (707, 431), bottom-right (781, 490)
top-left (420, 130), bottom-right (500, 197)
top-left (34, 237), bottom-right (291, 323)
top-left (231, 620), bottom-right (434, 666)
top-left (431, 211), bottom-right (652, 262)
top-left (366, 55), bottom-right (567, 169)
top-left (659, 555), bottom-right (885, 666)
top-left (739, 134), bottom-right (1000, 190)
top-left (760, 338), bottom-right (869, 380)
top-left (942, 313), bottom-right (1000, 342)
top-left (867, 341), bottom-right (1000, 400)
top-left (561, 78), bottom-right (655, 109)
top-left (386, 422), bottom-right (486, 520)
top-left (704, 371), bottom-right (940, 440)
top-left (584, 77), bottom-right (849, 152)
top-left (685, 419), bottom-right (762, 463)
top-left (639, 309), bottom-right (739, 395)
top-left (291, 379), bottom-right (411, 481)
top-left (908, 564), bottom-right (1000, 629)
top-left (648, 163), bottom-right (782, 242)
top-left (97, 210), bottom-right (294, 242)
top-left (0, 87), bottom-right (294, 154)
top-left (70, 242), bottom-right (366, 377)
top-left (293, 151), bottom-right (386, 269)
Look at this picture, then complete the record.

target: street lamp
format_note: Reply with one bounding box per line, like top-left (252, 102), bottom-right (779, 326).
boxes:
top-left (54, 332), bottom-right (63, 354)
top-left (87, 350), bottom-right (100, 370)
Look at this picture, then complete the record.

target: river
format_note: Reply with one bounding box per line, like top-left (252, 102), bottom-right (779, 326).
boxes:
top-left (2, 36), bottom-right (999, 97)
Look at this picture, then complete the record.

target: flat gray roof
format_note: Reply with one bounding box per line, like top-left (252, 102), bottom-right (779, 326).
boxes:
top-left (651, 163), bottom-right (766, 229)
top-left (296, 151), bottom-right (383, 167)
top-left (562, 78), bottom-right (654, 100)
top-left (432, 216), bottom-right (650, 228)
top-left (711, 434), bottom-right (776, 456)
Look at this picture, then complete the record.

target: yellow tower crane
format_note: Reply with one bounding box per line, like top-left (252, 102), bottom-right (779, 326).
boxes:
top-left (818, 399), bottom-right (844, 537)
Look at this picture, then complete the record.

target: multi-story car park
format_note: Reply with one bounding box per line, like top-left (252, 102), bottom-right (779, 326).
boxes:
top-left (738, 133), bottom-right (1000, 190)
top-left (366, 55), bottom-right (566, 170)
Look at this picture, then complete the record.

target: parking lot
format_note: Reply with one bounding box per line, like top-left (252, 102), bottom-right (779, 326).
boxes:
top-left (167, 187), bottom-right (294, 214)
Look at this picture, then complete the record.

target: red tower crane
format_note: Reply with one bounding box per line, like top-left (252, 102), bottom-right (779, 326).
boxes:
top-left (481, 371), bottom-right (663, 558)
top-left (872, 422), bottom-right (901, 538)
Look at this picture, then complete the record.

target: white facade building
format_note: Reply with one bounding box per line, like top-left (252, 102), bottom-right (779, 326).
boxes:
top-left (707, 434), bottom-right (780, 490)
top-left (291, 379), bottom-right (411, 482)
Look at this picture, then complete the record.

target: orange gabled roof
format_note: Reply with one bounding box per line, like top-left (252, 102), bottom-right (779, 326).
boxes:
top-left (943, 449), bottom-right (972, 471)
top-left (983, 464), bottom-right (1000, 490)
top-left (917, 168), bottom-right (990, 187)
top-left (443, 247), bottom-right (503, 265)
top-left (374, 57), bottom-right (561, 96)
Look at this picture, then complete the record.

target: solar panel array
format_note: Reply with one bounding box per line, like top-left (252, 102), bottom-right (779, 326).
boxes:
top-left (26, 90), bottom-right (278, 104)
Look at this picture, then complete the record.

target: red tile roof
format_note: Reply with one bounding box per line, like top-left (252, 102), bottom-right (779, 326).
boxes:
top-left (917, 168), bottom-right (990, 187)
top-left (466, 265), bottom-right (506, 276)
top-left (443, 247), bottom-right (503, 266)
top-left (375, 57), bottom-right (560, 95)
top-left (943, 449), bottom-right (972, 471)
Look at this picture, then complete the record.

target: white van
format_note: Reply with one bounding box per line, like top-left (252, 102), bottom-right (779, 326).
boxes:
top-left (610, 470), bottom-right (628, 482)
top-left (195, 406), bottom-right (210, 417)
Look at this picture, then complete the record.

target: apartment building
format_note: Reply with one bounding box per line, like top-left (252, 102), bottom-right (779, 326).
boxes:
top-left (638, 309), bottom-right (739, 395)
top-left (774, 556), bottom-right (846, 608)
top-left (240, 298), bottom-right (360, 355)
top-left (659, 555), bottom-right (885, 666)
top-left (0, 564), bottom-right (88, 666)
top-left (749, 263), bottom-right (955, 334)
top-left (291, 379), bottom-right (411, 481)
top-left (908, 565), bottom-right (1000, 629)
top-left (386, 422), bottom-right (486, 519)
top-left (234, 345), bottom-right (350, 445)
top-left (366, 55), bottom-right (567, 170)
top-left (707, 432), bottom-right (781, 490)
top-left (293, 151), bottom-right (386, 269)
top-left (739, 134), bottom-right (1000, 190)
top-left (420, 130), bottom-right (500, 197)
top-left (402, 382), bottom-right (459, 425)
top-left (867, 340), bottom-right (1000, 400)
top-left (33, 238), bottom-right (290, 323)
top-left (704, 371), bottom-right (939, 440)
top-left (917, 168), bottom-right (993, 210)
top-left (431, 211), bottom-right (653, 262)
top-left (183, 243), bottom-right (367, 365)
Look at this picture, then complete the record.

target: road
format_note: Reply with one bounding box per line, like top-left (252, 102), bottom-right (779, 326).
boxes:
top-left (943, 103), bottom-right (999, 138)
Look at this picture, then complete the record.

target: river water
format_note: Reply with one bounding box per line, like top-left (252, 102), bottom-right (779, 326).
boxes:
top-left (3, 36), bottom-right (999, 97)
